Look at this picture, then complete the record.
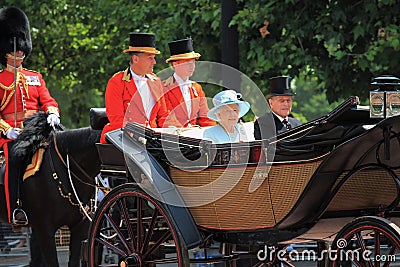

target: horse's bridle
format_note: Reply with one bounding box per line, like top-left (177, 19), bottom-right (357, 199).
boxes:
top-left (51, 133), bottom-right (96, 187)
top-left (48, 131), bottom-right (106, 221)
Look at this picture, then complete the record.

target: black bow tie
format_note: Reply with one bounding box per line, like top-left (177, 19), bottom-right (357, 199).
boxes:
top-left (282, 119), bottom-right (291, 130)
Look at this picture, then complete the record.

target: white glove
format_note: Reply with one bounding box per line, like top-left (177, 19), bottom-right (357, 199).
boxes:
top-left (47, 113), bottom-right (60, 127)
top-left (6, 128), bottom-right (21, 140)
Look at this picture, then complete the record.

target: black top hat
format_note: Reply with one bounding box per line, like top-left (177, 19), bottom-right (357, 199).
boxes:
top-left (0, 6), bottom-right (32, 66)
top-left (123, 32), bottom-right (160, 54)
top-left (166, 37), bottom-right (201, 63)
top-left (266, 76), bottom-right (295, 99)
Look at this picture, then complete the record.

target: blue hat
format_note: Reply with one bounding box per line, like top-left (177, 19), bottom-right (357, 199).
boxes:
top-left (207, 90), bottom-right (250, 121)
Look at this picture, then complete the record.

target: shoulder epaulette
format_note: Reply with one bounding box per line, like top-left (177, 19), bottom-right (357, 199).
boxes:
top-left (163, 76), bottom-right (175, 86)
top-left (23, 68), bottom-right (40, 74)
top-left (122, 68), bottom-right (132, 82)
top-left (112, 71), bottom-right (124, 78)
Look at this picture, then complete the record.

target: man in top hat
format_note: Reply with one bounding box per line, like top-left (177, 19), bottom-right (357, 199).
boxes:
top-left (254, 76), bottom-right (302, 139)
top-left (0, 6), bottom-right (60, 226)
top-left (100, 32), bottom-right (171, 143)
top-left (162, 37), bottom-right (215, 128)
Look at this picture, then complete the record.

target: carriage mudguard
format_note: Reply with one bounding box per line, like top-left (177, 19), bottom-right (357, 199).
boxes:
top-left (105, 129), bottom-right (203, 248)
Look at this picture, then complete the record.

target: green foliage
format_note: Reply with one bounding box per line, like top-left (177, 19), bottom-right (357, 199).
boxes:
top-left (1, 0), bottom-right (399, 127)
top-left (232, 0), bottom-right (400, 104)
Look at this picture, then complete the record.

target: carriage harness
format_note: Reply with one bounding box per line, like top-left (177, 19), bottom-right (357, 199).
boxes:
top-left (48, 131), bottom-right (109, 224)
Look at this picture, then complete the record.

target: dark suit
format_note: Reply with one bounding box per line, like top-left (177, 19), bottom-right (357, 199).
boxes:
top-left (254, 112), bottom-right (302, 140)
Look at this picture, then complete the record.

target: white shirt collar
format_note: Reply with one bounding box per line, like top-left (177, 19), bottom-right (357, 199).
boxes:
top-left (173, 73), bottom-right (192, 86)
top-left (272, 111), bottom-right (288, 122)
top-left (130, 68), bottom-right (147, 81)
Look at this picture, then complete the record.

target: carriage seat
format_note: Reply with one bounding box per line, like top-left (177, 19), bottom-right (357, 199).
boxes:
top-left (96, 143), bottom-right (127, 187)
top-left (153, 121), bottom-right (255, 141)
top-left (90, 108), bottom-right (109, 130)
top-left (90, 107), bottom-right (125, 183)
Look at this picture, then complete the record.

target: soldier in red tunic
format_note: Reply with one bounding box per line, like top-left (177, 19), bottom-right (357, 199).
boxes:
top-left (0, 6), bottom-right (60, 226)
top-left (163, 38), bottom-right (216, 127)
top-left (100, 33), bottom-right (171, 143)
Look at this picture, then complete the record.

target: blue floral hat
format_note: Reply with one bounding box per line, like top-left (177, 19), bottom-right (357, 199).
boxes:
top-left (207, 90), bottom-right (250, 121)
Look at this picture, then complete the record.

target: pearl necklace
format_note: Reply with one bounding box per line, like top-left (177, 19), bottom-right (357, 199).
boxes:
top-left (220, 124), bottom-right (240, 142)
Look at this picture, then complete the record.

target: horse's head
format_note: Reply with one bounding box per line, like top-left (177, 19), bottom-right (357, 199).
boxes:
top-left (54, 127), bottom-right (102, 177)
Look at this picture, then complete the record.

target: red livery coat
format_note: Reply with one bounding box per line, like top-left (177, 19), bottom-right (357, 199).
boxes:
top-left (100, 68), bottom-right (171, 144)
top-left (162, 76), bottom-right (215, 127)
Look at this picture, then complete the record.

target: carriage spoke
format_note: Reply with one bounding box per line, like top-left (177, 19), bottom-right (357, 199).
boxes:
top-left (116, 195), bottom-right (137, 252)
top-left (121, 195), bottom-right (139, 251)
top-left (95, 236), bottom-right (127, 257)
top-left (140, 208), bottom-right (159, 254)
top-left (102, 213), bottom-right (132, 254)
top-left (142, 230), bottom-right (172, 259)
top-left (136, 196), bottom-right (143, 251)
top-left (384, 243), bottom-right (398, 267)
top-left (355, 231), bottom-right (374, 267)
top-left (374, 230), bottom-right (381, 267)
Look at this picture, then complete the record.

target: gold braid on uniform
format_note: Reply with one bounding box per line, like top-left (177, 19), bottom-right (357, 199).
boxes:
top-left (0, 119), bottom-right (11, 135)
top-left (0, 72), bottom-right (21, 90)
top-left (0, 72), bottom-right (27, 134)
top-left (0, 72), bottom-right (27, 112)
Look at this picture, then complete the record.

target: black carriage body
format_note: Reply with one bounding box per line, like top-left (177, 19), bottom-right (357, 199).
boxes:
top-left (98, 96), bottom-right (400, 247)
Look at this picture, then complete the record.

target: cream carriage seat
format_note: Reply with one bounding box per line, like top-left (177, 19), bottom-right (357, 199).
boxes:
top-left (152, 121), bottom-right (255, 142)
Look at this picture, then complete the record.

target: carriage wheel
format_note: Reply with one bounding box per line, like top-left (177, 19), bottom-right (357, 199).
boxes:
top-left (87, 183), bottom-right (189, 266)
top-left (331, 216), bottom-right (400, 267)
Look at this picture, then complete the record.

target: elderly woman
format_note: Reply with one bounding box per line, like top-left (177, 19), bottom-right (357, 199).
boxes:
top-left (203, 90), bottom-right (250, 143)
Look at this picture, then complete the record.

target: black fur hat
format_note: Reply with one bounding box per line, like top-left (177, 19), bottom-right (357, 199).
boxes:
top-left (0, 6), bottom-right (32, 67)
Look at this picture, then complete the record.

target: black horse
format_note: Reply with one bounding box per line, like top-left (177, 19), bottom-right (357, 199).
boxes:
top-left (0, 112), bottom-right (101, 266)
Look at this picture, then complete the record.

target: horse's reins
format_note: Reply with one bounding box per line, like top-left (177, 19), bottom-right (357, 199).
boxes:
top-left (49, 131), bottom-right (106, 222)
top-left (52, 133), bottom-right (95, 187)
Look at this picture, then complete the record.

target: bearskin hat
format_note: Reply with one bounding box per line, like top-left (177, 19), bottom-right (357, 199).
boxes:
top-left (0, 6), bottom-right (32, 67)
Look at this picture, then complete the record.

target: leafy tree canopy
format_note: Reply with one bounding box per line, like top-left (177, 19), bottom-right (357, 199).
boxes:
top-left (232, 0), bottom-right (400, 104)
top-left (1, 0), bottom-right (398, 126)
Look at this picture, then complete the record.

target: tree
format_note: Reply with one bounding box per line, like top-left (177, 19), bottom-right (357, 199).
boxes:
top-left (2, 0), bottom-right (222, 127)
top-left (231, 0), bottom-right (400, 104)
top-left (2, 0), bottom-right (399, 126)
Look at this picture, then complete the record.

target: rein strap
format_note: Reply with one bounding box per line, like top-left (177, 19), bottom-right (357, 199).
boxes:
top-left (52, 133), bottom-right (95, 187)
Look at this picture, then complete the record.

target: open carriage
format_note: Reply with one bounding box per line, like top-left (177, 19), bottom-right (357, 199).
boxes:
top-left (83, 93), bottom-right (400, 266)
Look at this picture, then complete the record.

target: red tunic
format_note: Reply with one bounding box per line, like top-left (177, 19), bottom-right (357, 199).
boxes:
top-left (0, 67), bottom-right (59, 147)
top-left (162, 76), bottom-right (216, 127)
top-left (100, 68), bottom-right (171, 144)
top-left (0, 66), bottom-right (59, 222)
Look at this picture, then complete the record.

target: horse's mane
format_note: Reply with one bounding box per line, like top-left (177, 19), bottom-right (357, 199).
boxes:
top-left (12, 111), bottom-right (52, 159)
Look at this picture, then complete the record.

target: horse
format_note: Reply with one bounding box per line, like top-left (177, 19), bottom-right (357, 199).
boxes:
top-left (0, 111), bottom-right (102, 266)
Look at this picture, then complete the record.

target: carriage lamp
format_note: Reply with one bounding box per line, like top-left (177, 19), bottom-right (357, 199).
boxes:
top-left (370, 75), bottom-right (400, 118)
